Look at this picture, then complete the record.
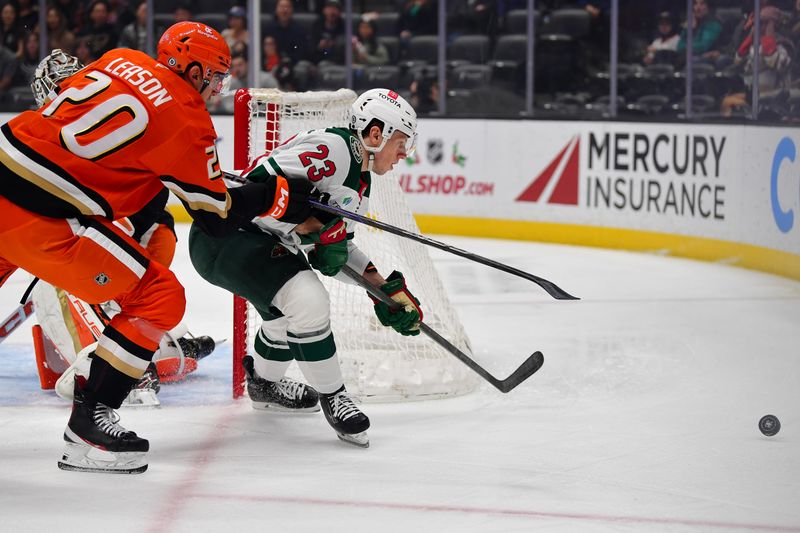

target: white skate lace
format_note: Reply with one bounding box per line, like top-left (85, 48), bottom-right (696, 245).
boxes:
top-left (93, 404), bottom-right (129, 438)
top-left (329, 392), bottom-right (360, 421)
top-left (276, 379), bottom-right (305, 400)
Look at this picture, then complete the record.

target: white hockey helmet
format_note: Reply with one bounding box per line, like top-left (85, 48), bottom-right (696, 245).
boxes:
top-left (350, 88), bottom-right (417, 156)
top-left (31, 49), bottom-right (84, 107)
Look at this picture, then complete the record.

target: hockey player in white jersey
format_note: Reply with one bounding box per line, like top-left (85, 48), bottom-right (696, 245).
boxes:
top-left (189, 88), bottom-right (421, 447)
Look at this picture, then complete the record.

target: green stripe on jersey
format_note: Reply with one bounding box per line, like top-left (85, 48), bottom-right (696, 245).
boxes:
top-left (245, 165), bottom-right (272, 183)
top-left (324, 127), bottom-right (367, 193)
top-left (268, 157), bottom-right (286, 177)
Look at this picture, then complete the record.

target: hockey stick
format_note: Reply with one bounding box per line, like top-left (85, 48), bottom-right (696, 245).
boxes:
top-left (314, 200), bottom-right (577, 301)
top-left (341, 265), bottom-right (543, 393)
top-left (222, 170), bottom-right (577, 301)
top-left (0, 300), bottom-right (35, 344)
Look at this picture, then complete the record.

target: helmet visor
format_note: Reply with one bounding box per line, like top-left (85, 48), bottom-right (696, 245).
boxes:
top-left (209, 71), bottom-right (231, 96)
top-left (404, 131), bottom-right (418, 156)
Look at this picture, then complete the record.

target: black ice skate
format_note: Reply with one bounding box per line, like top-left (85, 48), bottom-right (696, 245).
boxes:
top-left (243, 355), bottom-right (320, 413)
top-left (122, 362), bottom-right (160, 408)
top-left (178, 336), bottom-right (216, 360)
top-left (320, 386), bottom-right (370, 448)
top-left (58, 381), bottom-right (149, 474)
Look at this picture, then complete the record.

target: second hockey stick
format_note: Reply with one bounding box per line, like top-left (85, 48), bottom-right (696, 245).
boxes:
top-left (312, 200), bottom-right (578, 301)
top-left (341, 265), bottom-right (543, 393)
top-left (221, 170), bottom-right (577, 301)
top-left (0, 300), bottom-right (34, 344)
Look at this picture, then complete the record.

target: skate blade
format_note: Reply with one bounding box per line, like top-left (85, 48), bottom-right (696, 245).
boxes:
top-left (336, 431), bottom-right (369, 448)
top-left (251, 401), bottom-right (320, 413)
top-left (58, 443), bottom-right (148, 474)
top-left (58, 460), bottom-right (148, 474)
top-left (122, 389), bottom-right (161, 409)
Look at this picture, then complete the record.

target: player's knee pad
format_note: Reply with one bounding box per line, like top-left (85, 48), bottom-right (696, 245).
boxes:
top-left (121, 262), bottom-right (185, 332)
top-left (272, 270), bottom-right (330, 335)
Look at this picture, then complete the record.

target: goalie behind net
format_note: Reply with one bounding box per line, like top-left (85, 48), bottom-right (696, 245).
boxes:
top-left (233, 88), bottom-right (477, 401)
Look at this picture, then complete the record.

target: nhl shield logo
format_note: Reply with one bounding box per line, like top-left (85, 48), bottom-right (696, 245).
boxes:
top-left (427, 139), bottom-right (443, 164)
top-left (94, 272), bottom-right (110, 286)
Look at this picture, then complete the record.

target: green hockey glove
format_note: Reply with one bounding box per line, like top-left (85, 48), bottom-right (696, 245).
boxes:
top-left (304, 218), bottom-right (348, 277)
top-left (369, 271), bottom-right (423, 336)
top-left (307, 242), bottom-right (348, 276)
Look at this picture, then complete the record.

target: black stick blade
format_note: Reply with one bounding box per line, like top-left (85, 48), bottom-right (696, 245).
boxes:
top-left (497, 352), bottom-right (544, 393)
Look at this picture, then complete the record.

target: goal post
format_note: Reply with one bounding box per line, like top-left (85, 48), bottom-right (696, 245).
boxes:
top-left (232, 88), bottom-right (478, 401)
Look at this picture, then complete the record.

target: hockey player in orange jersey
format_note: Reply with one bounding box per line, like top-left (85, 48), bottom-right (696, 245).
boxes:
top-left (0, 22), bottom-right (315, 474)
top-left (27, 50), bottom-right (217, 408)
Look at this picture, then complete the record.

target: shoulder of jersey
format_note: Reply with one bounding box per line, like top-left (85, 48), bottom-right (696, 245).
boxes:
top-left (324, 127), bottom-right (363, 166)
top-left (101, 48), bottom-right (214, 133)
top-left (97, 48), bottom-right (206, 107)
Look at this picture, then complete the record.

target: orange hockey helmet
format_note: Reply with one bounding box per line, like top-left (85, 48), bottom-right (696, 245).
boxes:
top-left (157, 21), bottom-right (231, 94)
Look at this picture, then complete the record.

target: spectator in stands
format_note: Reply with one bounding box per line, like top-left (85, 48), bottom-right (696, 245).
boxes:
top-left (1, 2), bottom-right (23, 57)
top-left (644, 11), bottom-right (680, 65)
top-left (222, 5), bottom-right (249, 58)
top-left (13, 30), bottom-right (39, 87)
top-left (77, 0), bottom-right (118, 60)
top-left (274, 55), bottom-right (297, 91)
top-left (155, 1), bottom-right (192, 37)
top-left (264, 0), bottom-right (309, 65)
top-left (677, 0), bottom-right (723, 59)
top-left (0, 42), bottom-right (18, 92)
top-left (447, 0), bottom-right (498, 42)
top-left (174, 1), bottom-right (192, 23)
top-left (410, 77), bottom-right (439, 114)
top-left (311, 0), bottom-right (345, 63)
top-left (721, 5), bottom-right (792, 117)
top-left (262, 34), bottom-right (281, 73)
top-left (578, 0), bottom-right (611, 54)
top-left (53, 0), bottom-right (83, 34)
top-left (16, 0), bottom-right (37, 33)
top-left (46, 5), bottom-right (76, 54)
top-left (399, 0), bottom-right (438, 43)
top-left (352, 17), bottom-right (389, 66)
top-left (118, 0), bottom-right (147, 51)
top-left (788, 0), bottom-right (800, 45)
top-left (213, 51), bottom-right (278, 113)
top-left (73, 35), bottom-right (94, 64)
top-left (788, 0), bottom-right (800, 84)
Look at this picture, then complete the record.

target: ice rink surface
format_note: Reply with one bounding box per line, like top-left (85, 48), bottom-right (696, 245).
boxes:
top-left (1, 224), bottom-right (798, 533)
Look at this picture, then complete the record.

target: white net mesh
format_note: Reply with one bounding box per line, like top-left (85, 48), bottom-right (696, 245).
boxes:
top-left (237, 88), bottom-right (478, 401)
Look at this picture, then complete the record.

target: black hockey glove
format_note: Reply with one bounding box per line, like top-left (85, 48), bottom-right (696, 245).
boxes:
top-left (262, 176), bottom-right (317, 224)
top-left (369, 271), bottom-right (423, 336)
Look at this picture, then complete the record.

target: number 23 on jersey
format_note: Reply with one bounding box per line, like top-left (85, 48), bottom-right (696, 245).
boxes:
top-left (299, 144), bottom-right (336, 182)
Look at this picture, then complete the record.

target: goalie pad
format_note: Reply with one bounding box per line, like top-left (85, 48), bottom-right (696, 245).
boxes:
top-left (55, 343), bottom-right (161, 408)
top-left (54, 342), bottom-right (95, 401)
top-left (31, 324), bottom-right (69, 389)
top-left (152, 324), bottom-right (197, 383)
top-left (33, 280), bottom-right (208, 385)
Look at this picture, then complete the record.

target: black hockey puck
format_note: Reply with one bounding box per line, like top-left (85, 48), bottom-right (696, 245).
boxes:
top-left (759, 414), bottom-right (781, 437)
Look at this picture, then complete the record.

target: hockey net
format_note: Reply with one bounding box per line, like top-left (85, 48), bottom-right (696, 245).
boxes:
top-left (232, 88), bottom-right (477, 401)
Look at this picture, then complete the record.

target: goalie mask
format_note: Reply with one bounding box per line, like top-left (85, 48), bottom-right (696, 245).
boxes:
top-left (350, 88), bottom-right (417, 157)
top-left (31, 49), bottom-right (84, 107)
